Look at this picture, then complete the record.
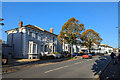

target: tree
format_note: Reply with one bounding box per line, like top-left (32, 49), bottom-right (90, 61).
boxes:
top-left (0, 39), bottom-right (5, 44)
top-left (57, 17), bottom-right (85, 57)
top-left (0, 39), bottom-right (2, 44)
top-left (81, 29), bottom-right (102, 53)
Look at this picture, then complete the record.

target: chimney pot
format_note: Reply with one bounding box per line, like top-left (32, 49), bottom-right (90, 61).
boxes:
top-left (50, 28), bottom-right (53, 33)
top-left (19, 21), bottom-right (23, 27)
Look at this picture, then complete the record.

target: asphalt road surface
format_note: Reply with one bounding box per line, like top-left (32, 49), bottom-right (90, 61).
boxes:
top-left (3, 55), bottom-right (111, 78)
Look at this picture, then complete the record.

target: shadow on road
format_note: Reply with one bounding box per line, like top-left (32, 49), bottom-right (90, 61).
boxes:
top-left (2, 57), bottom-right (73, 74)
top-left (91, 55), bottom-right (111, 76)
top-left (99, 60), bottom-right (120, 80)
top-left (3, 57), bottom-right (71, 68)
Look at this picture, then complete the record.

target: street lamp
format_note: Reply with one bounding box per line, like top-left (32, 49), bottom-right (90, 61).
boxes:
top-left (0, 18), bottom-right (4, 26)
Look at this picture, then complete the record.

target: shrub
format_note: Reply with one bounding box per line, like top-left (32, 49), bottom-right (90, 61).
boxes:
top-left (78, 51), bottom-right (83, 54)
top-left (71, 57), bottom-right (77, 59)
top-left (52, 52), bottom-right (58, 55)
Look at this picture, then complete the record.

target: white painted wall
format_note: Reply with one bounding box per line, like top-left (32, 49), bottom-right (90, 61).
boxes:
top-left (6, 26), bottom-right (60, 59)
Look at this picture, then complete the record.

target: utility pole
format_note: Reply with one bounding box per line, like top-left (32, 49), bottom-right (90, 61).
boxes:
top-left (116, 26), bottom-right (120, 53)
top-left (118, 26), bottom-right (120, 52)
top-left (118, 1), bottom-right (120, 53)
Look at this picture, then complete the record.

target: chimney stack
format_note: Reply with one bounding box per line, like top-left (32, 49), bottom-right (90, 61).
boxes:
top-left (19, 21), bottom-right (23, 27)
top-left (50, 28), bottom-right (53, 33)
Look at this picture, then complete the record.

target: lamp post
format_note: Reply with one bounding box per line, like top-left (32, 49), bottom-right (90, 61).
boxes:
top-left (0, 18), bottom-right (4, 26)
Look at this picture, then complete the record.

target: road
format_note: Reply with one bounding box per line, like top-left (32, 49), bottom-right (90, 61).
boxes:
top-left (3, 55), bottom-right (111, 78)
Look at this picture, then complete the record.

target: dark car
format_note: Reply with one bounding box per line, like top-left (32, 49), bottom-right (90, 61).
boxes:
top-left (78, 53), bottom-right (83, 56)
top-left (98, 53), bottom-right (104, 56)
top-left (60, 51), bottom-right (71, 58)
top-left (90, 52), bottom-right (95, 56)
top-left (73, 53), bottom-right (78, 56)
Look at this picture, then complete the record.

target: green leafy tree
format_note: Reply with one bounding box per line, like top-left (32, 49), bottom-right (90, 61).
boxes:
top-left (58, 17), bottom-right (85, 57)
top-left (81, 29), bottom-right (102, 53)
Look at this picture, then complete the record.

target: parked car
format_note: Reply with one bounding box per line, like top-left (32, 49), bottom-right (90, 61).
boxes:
top-left (82, 53), bottom-right (92, 59)
top-left (73, 53), bottom-right (78, 56)
top-left (78, 53), bottom-right (83, 56)
top-left (98, 53), bottom-right (104, 56)
top-left (60, 51), bottom-right (71, 58)
top-left (90, 52), bottom-right (95, 56)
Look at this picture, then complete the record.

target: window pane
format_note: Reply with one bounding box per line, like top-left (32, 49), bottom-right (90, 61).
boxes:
top-left (41, 34), bottom-right (43, 41)
top-left (29, 32), bottom-right (32, 37)
top-left (30, 44), bottom-right (31, 53)
top-left (41, 45), bottom-right (43, 52)
top-left (35, 33), bottom-right (38, 39)
top-left (33, 44), bottom-right (37, 53)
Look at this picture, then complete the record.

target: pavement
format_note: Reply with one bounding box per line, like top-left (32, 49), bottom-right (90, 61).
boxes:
top-left (99, 59), bottom-right (120, 80)
top-left (2, 55), bottom-right (111, 79)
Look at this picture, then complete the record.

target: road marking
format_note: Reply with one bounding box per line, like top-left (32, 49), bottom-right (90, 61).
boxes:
top-left (75, 60), bottom-right (84, 64)
top-left (63, 65), bottom-right (69, 68)
top-left (75, 62), bottom-right (80, 64)
top-left (44, 65), bottom-right (69, 73)
top-left (75, 63), bottom-right (78, 64)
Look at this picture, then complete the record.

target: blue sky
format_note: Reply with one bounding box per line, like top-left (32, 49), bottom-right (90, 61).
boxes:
top-left (2, 2), bottom-right (118, 48)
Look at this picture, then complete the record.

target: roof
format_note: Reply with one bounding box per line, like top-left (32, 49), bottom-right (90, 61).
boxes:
top-left (5, 28), bottom-right (19, 33)
top-left (5, 24), bottom-right (58, 36)
top-left (99, 44), bottom-right (113, 48)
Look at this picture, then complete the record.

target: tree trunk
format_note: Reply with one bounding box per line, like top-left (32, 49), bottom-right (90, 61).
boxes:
top-left (71, 44), bottom-right (73, 57)
top-left (89, 47), bottom-right (91, 53)
top-left (89, 44), bottom-right (91, 53)
top-left (88, 41), bottom-right (92, 53)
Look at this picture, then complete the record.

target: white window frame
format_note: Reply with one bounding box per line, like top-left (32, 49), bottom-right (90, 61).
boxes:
top-left (29, 41), bottom-right (37, 54)
top-left (33, 43), bottom-right (37, 54)
top-left (29, 41), bottom-right (33, 54)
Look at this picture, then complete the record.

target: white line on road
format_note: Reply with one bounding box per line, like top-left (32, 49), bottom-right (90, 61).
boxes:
top-left (87, 60), bottom-right (90, 61)
top-left (44, 65), bottom-right (69, 73)
top-left (45, 58), bottom-right (94, 73)
top-left (75, 61), bottom-right (84, 64)
top-left (75, 62), bottom-right (80, 64)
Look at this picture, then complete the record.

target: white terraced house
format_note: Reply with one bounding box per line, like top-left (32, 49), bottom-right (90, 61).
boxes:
top-left (5, 21), bottom-right (62, 59)
top-left (99, 44), bottom-right (113, 55)
top-left (62, 43), bottom-right (82, 53)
